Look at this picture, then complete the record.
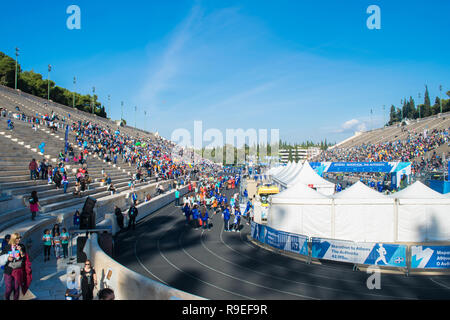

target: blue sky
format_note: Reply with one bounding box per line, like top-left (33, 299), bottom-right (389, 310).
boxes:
top-left (1, 0), bottom-right (449, 145)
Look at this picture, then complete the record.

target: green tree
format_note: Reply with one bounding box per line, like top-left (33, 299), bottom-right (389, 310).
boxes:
top-left (424, 85), bottom-right (431, 107)
top-left (0, 51), bottom-right (108, 118)
top-left (0, 52), bottom-right (16, 87)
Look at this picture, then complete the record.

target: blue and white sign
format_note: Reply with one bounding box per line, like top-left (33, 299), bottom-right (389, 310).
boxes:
top-left (251, 222), bottom-right (266, 243)
top-left (282, 233), bottom-right (308, 256)
top-left (411, 246), bottom-right (450, 269)
top-left (310, 162), bottom-right (411, 175)
top-left (311, 238), bottom-right (406, 267)
top-left (251, 222), bottom-right (308, 256)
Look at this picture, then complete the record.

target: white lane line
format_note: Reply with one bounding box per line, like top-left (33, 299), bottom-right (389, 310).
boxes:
top-left (213, 227), bottom-right (413, 299)
top-left (429, 277), bottom-right (450, 290)
top-left (216, 201), bottom-right (420, 297)
top-left (154, 207), bottom-right (253, 300)
top-left (134, 239), bottom-right (169, 286)
top-left (198, 227), bottom-right (318, 300)
top-left (132, 194), bottom-right (250, 299)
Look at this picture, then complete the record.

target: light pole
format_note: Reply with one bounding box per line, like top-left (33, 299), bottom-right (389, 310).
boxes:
top-left (370, 108), bottom-right (373, 131)
top-left (92, 86), bottom-right (95, 114)
top-left (47, 65), bottom-right (52, 101)
top-left (400, 99), bottom-right (403, 121)
top-left (121, 101), bottom-right (124, 121)
top-left (439, 85), bottom-right (443, 114)
top-left (107, 95), bottom-right (110, 119)
top-left (144, 110), bottom-right (148, 132)
top-left (383, 105), bottom-right (385, 126)
top-left (418, 93), bottom-right (421, 119)
top-left (134, 106), bottom-right (137, 129)
top-left (73, 77), bottom-right (76, 109)
top-left (15, 47), bottom-right (19, 90)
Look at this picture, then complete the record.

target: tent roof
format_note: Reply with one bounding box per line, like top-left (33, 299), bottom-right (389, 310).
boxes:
top-left (333, 181), bottom-right (387, 199)
top-left (287, 161), bottom-right (335, 188)
top-left (282, 163), bottom-right (303, 185)
top-left (268, 165), bottom-right (284, 176)
top-left (275, 162), bottom-right (302, 183)
top-left (273, 162), bottom-right (293, 179)
top-left (389, 181), bottom-right (449, 199)
top-left (272, 179), bottom-right (331, 201)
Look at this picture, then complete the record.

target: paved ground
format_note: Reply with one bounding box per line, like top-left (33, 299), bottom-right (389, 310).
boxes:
top-left (115, 188), bottom-right (450, 300)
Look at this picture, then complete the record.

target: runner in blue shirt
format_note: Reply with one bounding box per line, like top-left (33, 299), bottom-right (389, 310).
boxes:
top-left (223, 206), bottom-right (231, 231)
top-left (232, 208), bottom-right (242, 232)
top-left (191, 205), bottom-right (200, 229)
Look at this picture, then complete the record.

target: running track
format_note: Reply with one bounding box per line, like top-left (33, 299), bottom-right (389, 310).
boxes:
top-left (115, 189), bottom-right (450, 300)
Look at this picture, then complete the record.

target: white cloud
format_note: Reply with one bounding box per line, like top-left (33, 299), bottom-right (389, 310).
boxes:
top-left (336, 119), bottom-right (367, 133)
top-left (137, 5), bottom-right (203, 107)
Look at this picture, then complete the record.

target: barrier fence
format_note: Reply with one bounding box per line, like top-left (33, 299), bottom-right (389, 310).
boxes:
top-left (250, 221), bottom-right (450, 272)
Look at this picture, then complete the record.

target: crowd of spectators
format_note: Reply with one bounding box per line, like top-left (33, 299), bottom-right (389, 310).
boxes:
top-left (316, 127), bottom-right (449, 176)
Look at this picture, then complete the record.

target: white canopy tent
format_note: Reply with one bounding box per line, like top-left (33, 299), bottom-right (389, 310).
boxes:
top-left (268, 182), bottom-right (333, 238)
top-left (271, 162), bottom-right (293, 183)
top-left (333, 182), bottom-right (395, 242)
top-left (274, 162), bottom-right (303, 188)
top-left (273, 162), bottom-right (298, 185)
top-left (280, 162), bottom-right (303, 188)
top-left (389, 181), bottom-right (450, 242)
top-left (287, 161), bottom-right (335, 195)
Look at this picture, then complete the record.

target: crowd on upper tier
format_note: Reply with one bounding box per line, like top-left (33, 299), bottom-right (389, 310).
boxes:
top-left (315, 127), bottom-right (449, 175)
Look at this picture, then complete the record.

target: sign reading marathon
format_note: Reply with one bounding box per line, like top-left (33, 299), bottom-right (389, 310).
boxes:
top-left (311, 238), bottom-right (406, 267)
top-left (411, 245), bottom-right (450, 269)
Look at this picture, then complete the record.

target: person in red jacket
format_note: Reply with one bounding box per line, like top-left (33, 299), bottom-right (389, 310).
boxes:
top-left (2, 234), bottom-right (32, 300)
top-left (28, 159), bottom-right (38, 180)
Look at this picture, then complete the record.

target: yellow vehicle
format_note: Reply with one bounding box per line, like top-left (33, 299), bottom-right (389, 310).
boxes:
top-left (257, 185), bottom-right (279, 207)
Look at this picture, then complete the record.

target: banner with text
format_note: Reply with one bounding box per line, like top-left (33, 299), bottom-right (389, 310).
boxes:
top-left (311, 238), bottom-right (406, 267)
top-left (251, 222), bottom-right (308, 256)
top-left (411, 245), bottom-right (450, 269)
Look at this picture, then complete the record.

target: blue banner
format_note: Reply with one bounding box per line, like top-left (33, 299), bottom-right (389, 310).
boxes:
top-left (64, 124), bottom-right (69, 154)
top-left (311, 238), bottom-right (406, 267)
top-left (411, 246), bottom-right (450, 269)
top-left (251, 222), bottom-right (308, 256)
top-left (310, 162), bottom-right (411, 174)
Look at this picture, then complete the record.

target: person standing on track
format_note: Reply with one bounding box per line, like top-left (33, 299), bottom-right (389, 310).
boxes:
top-left (200, 205), bottom-right (209, 230)
top-left (191, 204), bottom-right (200, 229)
top-left (232, 207), bottom-right (241, 232)
top-left (127, 200), bottom-right (139, 231)
top-left (223, 205), bottom-right (231, 232)
top-left (182, 202), bottom-right (191, 225)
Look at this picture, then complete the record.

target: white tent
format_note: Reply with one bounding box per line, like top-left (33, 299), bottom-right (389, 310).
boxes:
top-left (275, 162), bottom-right (303, 187)
top-left (281, 162), bottom-right (303, 188)
top-left (268, 182), bottom-right (333, 238)
top-left (271, 162), bottom-right (293, 184)
top-left (267, 165), bottom-right (286, 181)
top-left (287, 161), bottom-right (335, 195)
top-left (390, 181), bottom-right (450, 242)
top-left (333, 182), bottom-right (395, 242)
top-left (273, 162), bottom-right (298, 184)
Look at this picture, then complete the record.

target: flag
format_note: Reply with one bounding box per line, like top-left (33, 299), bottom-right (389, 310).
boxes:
top-left (64, 124), bottom-right (69, 154)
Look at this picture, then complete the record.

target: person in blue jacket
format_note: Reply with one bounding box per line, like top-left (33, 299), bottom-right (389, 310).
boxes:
top-left (223, 205), bottom-right (231, 232)
top-left (182, 203), bottom-right (191, 225)
top-left (232, 207), bottom-right (242, 232)
top-left (191, 205), bottom-right (200, 229)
